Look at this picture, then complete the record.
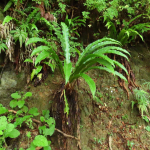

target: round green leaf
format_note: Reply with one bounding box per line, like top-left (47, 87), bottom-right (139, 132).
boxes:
top-left (0, 116), bottom-right (7, 130)
top-left (40, 116), bottom-right (45, 122)
top-left (6, 129), bottom-right (20, 138)
top-left (0, 106), bottom-right (8, 115)
top-left (4, 123), bottom-right (15, 137)
top-left (10, 100), bottom-right (18, 108)
top-left (11, 93), bottom-right (21, 99)
top-left (17, 100), bottom-right (25, 108)
top-left (24, 92), bottom-right (32, 98)
top-left (22, 105), bottom-right (28, 113)
top-left (33, 135), bottom-right (48, 147)
top-left (29, 107), bottom-right (39, 116)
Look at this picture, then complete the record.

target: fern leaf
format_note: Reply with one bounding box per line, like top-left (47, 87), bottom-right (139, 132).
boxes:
top-left (77, 53), bottom-right (115, 69)
top-left (114, 71), bottom-right (127, 82)
top-left (64, 61), bottom-right (72, 84)
top-left (77, 38), bottom-right (122, 66)
top-left (117, 29), bottom-right (126, 41)
top-left (86, 41), bottom-right (121, 54)
top-left (75, 58), bottom-right (115, 75)
top-left (80, 73), bottom-right (96, 98)
top-left (35, 50), bottom-right (50, 66)
top-left (113, 60), bottom-right (128, 75)
top-left (26, 37), bottom-right (48, 46)
top-left (84, 66), bottom-right (114, 74)
top-left (2, 16), bottom-right (13, 25)
top-left (61, 22), bottom-right (70, 64)
top-left (128, 14), bottom-right (148, 27)
top-left (26, 8), bottom-right (40, 23)
top-left (31, 46), bottom-right (50, 56)
top-left (70, 73), bottom-right (96, 97)
top-left (94, 49), bottom-right (129, 61)
top-left (3, 1), bottom-right (13, 12)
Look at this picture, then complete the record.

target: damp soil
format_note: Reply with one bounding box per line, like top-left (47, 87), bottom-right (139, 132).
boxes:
top-left (3, 43), bottom-right (150, 150)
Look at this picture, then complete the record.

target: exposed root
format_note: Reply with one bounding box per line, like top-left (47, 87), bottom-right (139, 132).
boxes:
top-left (117, 57), bottom-right (139, 99)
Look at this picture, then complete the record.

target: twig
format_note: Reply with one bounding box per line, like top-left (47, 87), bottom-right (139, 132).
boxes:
top-left (8, 110), bottom-right (79, 141)
top-left (109, 135), bottom-right (113, 150)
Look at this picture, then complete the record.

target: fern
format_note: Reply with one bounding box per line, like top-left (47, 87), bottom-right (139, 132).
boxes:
top-left (133, 89), bottom-right (150, 116)
top-left (2, 16), bottom-right (13, 25)
top-left (10, 28), bottom-right (28, 48)
top-left (3, 0), bottom-right (14, 12)
top-left (26, 22), bottom-right (129, 99)
top-left (26, 8), bottom-right (40, 23)
top-left (105, 18), bottom-right (144, 46)
top-left (0, 41), bottom-right (8, 53)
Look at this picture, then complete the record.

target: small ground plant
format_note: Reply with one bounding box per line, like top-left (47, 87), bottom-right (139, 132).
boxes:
top-left (132, 88), bottom-right (150, 117)
top-left (0, 91), bottom-right (55, 150)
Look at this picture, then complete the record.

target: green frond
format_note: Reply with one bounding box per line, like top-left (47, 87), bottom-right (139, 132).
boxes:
top-left (3, 1), bottom-right (13, 12)
top-left (26, 8), bottom-right (40, 23)
top-left (64, 61), bottom-right (72, 84)
top-left (85, 38), bottom-right (121, 52)
top-left (76, 53), bottom-right (115, 71)
top-left (74, 57), bottom-right (115, 76)
top-left (85, 41), bottom-right (121, 54)
top-left (61, 22), bottom-right (70, 64)
top-left (113, 60), bottom-right (128, 75)
top-left (77, 38), bottom-right (122, 66)
top-left (70, 73), bottom-right (96, 97)
top-left (128, 14), bottom-right (148, 27)
top-left (105, 20), bottom-right (117, 39)
top-left (31, 46), bottom-right (50, 56)
top-left (117, 29), bottom-right (126, 41)
top-left (35, 50), bottom-right (50, 66)
top-left (114, 71), bottom-right (127, 82)
top-left (26, 37), bottom-right (49, 46)
top-left (2, 16), bottom-right (13, 25)
top-left (94, 49), bottom-right (129, 61)
top-left (40, 18), bottom-right (54, 30)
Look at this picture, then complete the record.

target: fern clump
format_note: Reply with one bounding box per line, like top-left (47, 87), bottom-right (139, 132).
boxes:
top-left (105, 14), bottom-right (150, 46)
top-left (26, 21), bottom-right (130, 115)
top-left (132, 89), bottom-right (150, 116)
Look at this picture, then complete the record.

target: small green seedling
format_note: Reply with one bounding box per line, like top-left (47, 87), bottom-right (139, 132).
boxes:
top-left (122, 114), bottom-right (128, 120)
top-left (145, 126), bottom-right (150, 132)
top-left (0, 116), bottom-right (20, 148)
top-left (127, 140), bottom-right (134, 150)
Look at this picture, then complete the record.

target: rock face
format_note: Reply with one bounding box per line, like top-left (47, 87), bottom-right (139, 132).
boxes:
top-left (0, 70), bottom-right (26, 107)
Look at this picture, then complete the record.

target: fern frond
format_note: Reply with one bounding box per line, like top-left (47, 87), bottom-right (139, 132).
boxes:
top-left (113, 60), bottom-right (128, 75)
top-left (74, 58), bottom-right (115, 75)
top-left (114, 71), bottom-right (127, 82)
top-left (2, 16), bottom-right (13, 25)
top-left (26, 8), bottom-right (40, 23)
top-left (70, 73), bottom-right (96, 97)
top-left (94, 49), bottom-right (129, 61)
top-left (77, 38), bottom-right (122, 66)
top-left (128, 14), bottom-right (148, 27)
top-left (31, 46), bottom-right (50, 56)
top-left (61, 22), bottom-right (70, 64)
top-left (35, 50), bottom-right (50, 66)
top-left (26, 37), bottom-right (49, 46)
top-left (85, 41), bottom-right (121, 54)
top-left (117, 29), bottom-right (126, 41)
top-left (3, 1), bottom-right (13, 12)
top-left (105, 19), bottom-right (117, 39)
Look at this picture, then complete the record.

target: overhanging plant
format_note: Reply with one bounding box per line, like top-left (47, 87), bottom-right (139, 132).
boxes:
top-left (105, 14), bottom-right (150, 46)
top-left (26, 22), bottom-right (130, 115)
